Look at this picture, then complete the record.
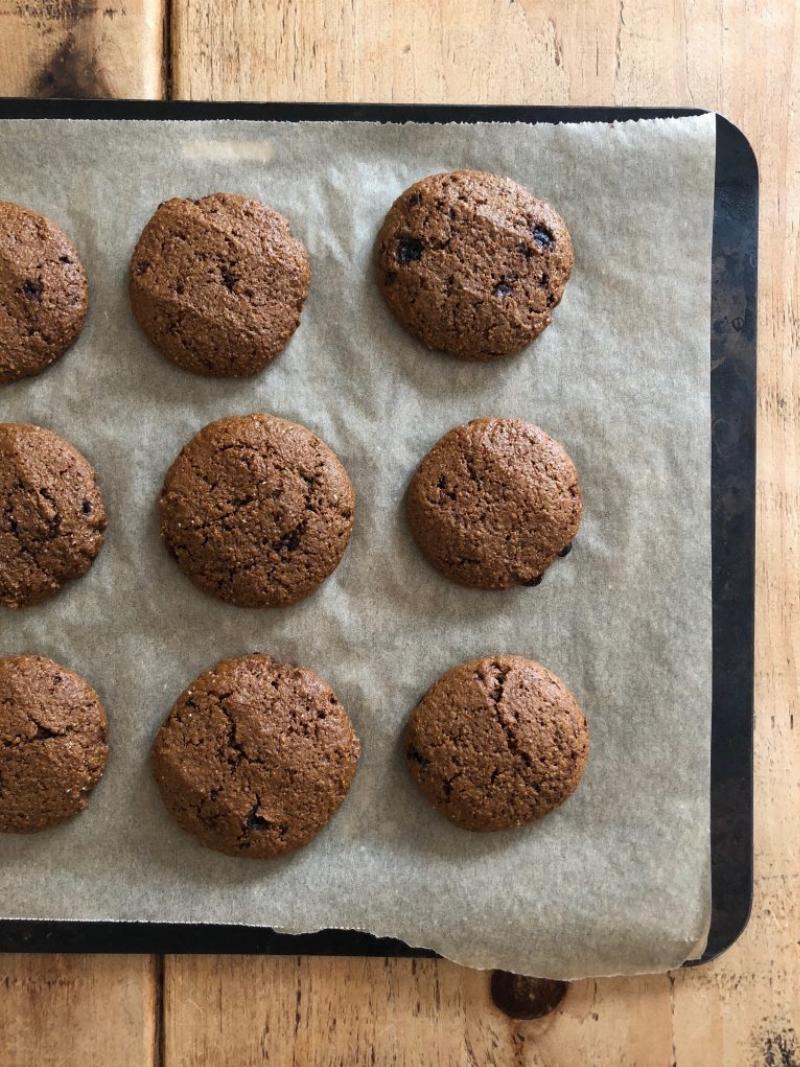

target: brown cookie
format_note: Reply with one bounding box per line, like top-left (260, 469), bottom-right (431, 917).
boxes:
top-left (376, 171), bottom-right (573, 361)
top-left (0, 423), bottom-right (107, 609)
top-left (407, 417), bottom-right (581, 590)
top-left (152, 654), bottom-right (361, 858)
top-left (404, 655), bottom-right (588, 831)
top-left (160, 414), bottom-right (355, 608)
top-left (129, 193), bottom-right (310, 377)
top-left (0, 202), bottom-right (88, 384)
top-left (0, 655), bottom-right (108, 833)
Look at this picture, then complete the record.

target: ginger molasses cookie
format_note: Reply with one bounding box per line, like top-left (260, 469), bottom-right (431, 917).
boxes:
top-left (0, 202), bottom-right (88, 383)
top-left (0, 655), bottom-right (108, 833)
top-left (159, 414), bottom-right (354, 607)
top-left (407, 417), bottom-right (581, 590)
top-left (129, 193), bottom-right (310, 377)
top-left (376, 171), bottom-right (573, 361)
top-left (152, 654), bottom-right (361, 858)
top-left (0, 423), bottom-right (107, 609)
top-left (404, 655), bottom-right (588, 831)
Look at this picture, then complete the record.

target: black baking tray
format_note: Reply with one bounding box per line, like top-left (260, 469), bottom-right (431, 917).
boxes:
top-left (0, 100), bottom-right (756, 967)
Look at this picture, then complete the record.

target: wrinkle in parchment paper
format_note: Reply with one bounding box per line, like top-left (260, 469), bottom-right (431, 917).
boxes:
top-left (0, 114), bottom-right (715, 978)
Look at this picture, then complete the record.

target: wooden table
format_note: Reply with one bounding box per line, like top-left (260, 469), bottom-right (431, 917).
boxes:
top-left (0, 2), bottom-right (797, 1064)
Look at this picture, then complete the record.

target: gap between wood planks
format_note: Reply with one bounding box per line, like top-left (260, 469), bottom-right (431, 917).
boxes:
top-left (155, 954), bottom-right (166, 1067)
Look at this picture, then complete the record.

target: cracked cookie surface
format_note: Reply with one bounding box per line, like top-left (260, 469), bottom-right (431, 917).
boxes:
top-left (152, 654), bottom-right (361, 858)
top-left (376, 171), bottom-right (573, 361)
top-left (159, 413), bottom-right (355, 608)
top-left (0, 423), bottom-right (107, 609)
top-left (129, 193), bottom-right (310, 377)
top-left (407, 417), bottom-right (582, 590)
top-left (0, 201), bottom-right (88, 383)
top-left (0, 655), bottom-right (108, 833)
top-left (404, 655), bottom-right (588, 831)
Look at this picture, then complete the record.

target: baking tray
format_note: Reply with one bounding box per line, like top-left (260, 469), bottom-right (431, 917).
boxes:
top-left (0, 100), bottom-right (756, 968)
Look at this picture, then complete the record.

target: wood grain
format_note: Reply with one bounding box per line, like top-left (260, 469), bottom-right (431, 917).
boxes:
top-left (0, 955), bottom-right (158, 1067)
top-left (0, 0), bottom-right (164, 98)
top-left (0, 0), bottom-right (798, 1064)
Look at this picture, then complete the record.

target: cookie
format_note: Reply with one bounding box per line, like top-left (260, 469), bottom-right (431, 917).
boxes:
top-left (152, 654), bottom-right (361, 858)
top-left (160, 414), bottom-right (355, 608)
top-left (129, 193), bottom-right (310, 377)
top-left (376, 171), bottom-right (573, 361)
top-left (0, 202), bottom-right (88, 384)
top-left (404, 655), bottom-right (588, 831)
top-left (407, 417), bottom-right (581, 589)
top-left (0, 423), bottom-right (107, 609)
top-left (0, 655), bottom-right (108, 833)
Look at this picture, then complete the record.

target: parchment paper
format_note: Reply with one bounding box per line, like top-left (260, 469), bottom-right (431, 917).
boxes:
top-left (0, 114), bottom-right (716, 979)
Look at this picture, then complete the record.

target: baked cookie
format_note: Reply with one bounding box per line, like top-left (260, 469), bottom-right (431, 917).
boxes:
top-left (152, 654), bottom-right (361, 858)
top-left (407, 417), bottom-right (581, 589)
top-left (404, 655), bottom-right (588, 831)
top-left (0, 202), bottom-right (88, 383)
top-left (129, 193), bottom-right (310, 377)
top-left (376, 171), bottom-right (573, 361)
top-left (0, 423), bottom-right (107, 609)
top-left (160, 414), bottom-right (354, 607)
top-left (0, 655), bottom-right (108, 833)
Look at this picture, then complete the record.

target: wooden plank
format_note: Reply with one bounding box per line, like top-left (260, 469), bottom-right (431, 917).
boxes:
top-left (0, 0), bottom-right (164, 98)
top-left (165, 957), bottom-right (682, 1066)
top-left (165, 1), bottom-right (800, 1065)
top-left (0, 955), bottom-right (158, 1067)
top-left (171, 0), bottom-right (619, 105)
top-left (164, 957), bottom-right (489, 1067)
